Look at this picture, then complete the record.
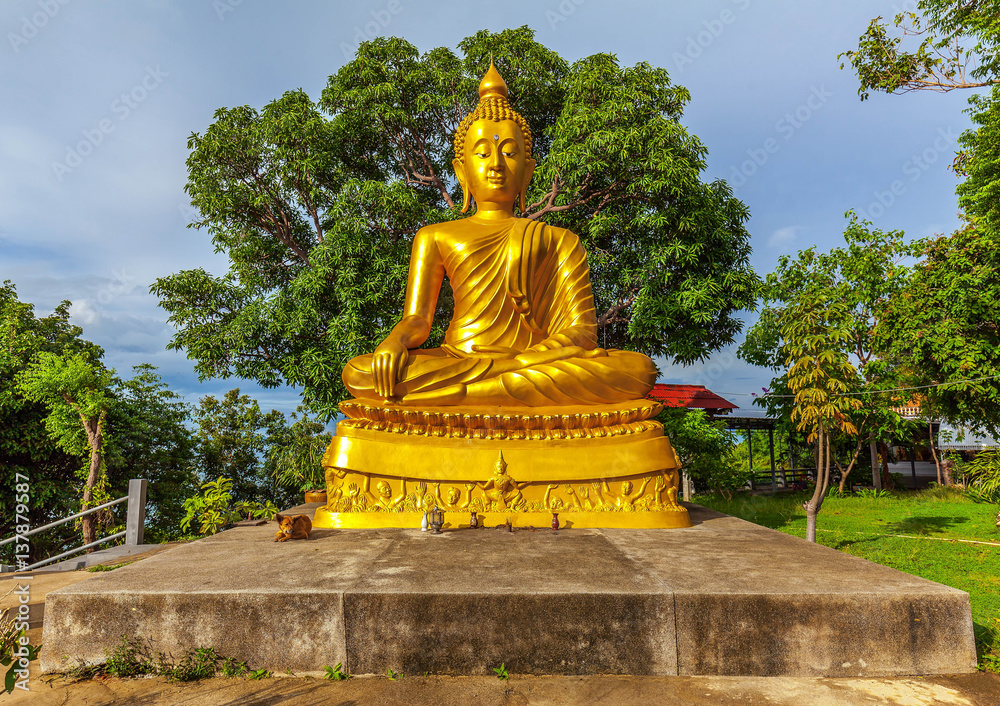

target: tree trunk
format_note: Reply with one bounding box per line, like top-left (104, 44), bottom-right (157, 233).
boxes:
top-left (942, 457), bottom-right (954, 486)
top-left (878, 441), bottom-right (893, 490)
top-left (681, 471), bottom-right (693, 502)
top-left (837, 441), bottom-right (863, 494)
top-left (80, 413), bottom-right (105, 552)
top-left (928, 419), bottom-right (942, 484)
top-left (804, 428), bottom-right (827, 543)
top-left (869, 436), bottom-right (881, 490)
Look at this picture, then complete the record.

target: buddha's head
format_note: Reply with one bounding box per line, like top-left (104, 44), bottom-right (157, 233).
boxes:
top-left (453, 62), bottom-right (535, 215)
top-left (376, 480), bottom-right (391, 499)
top-left (445, 486), bottom-right (460, 505)
top-left (622, 480), bottom-right (633, 495)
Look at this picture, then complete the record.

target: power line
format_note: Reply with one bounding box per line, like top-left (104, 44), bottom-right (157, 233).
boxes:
top-left (714, 373), bottom-right (1000, 401)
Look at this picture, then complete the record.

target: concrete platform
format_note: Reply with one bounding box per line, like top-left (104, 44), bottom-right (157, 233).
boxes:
top-left (40, 504), bottom-right (978, 677)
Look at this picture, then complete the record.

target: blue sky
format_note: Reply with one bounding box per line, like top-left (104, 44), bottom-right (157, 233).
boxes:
top-left (1, 0), bottom-right (975, 416)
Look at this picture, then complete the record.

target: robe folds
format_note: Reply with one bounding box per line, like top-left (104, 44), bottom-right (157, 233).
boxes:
top-left (344, 217), bottom-right (656, 406)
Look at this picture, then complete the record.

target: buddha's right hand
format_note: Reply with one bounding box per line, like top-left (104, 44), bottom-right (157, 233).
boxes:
top-left (372, 337), bottom-right (409, 398)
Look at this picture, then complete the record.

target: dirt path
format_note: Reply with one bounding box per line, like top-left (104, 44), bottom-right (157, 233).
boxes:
top-left (9, 673), bottom-right (1000, 706)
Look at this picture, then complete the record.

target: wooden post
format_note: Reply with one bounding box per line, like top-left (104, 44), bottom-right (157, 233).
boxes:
top-left (768, 426), bottom-right (777, 493)
top-left (910, 446), bottom-right (918, 490)
top-left (747, 426), bottom-right (755, 491)
top-left (126, 479), bottom-right (147, 546)
top-left (870, 437), bottom-right (882, 490)
top-left (788, 435), bottom-right (796, 486)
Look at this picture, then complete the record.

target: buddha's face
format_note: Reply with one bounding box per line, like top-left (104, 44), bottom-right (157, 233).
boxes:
top-left (377, 481), bottom-right (391, 498)
top-left (622, 481), bottom-right (633, 495)
top-left (446, 487), bottom-right (460, 505)
top-left (455, 118), bottom-right (534, 212)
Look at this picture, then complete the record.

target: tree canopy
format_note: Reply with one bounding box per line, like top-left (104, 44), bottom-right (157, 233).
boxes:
top-left (153, 26), bottom-right (758, 419)
top-left (1, 281), bottom-right (99, 561)
top-left (842, 1), bottom-right (1000, 435)
top-left (740, 217), bottom-right (917, 488)
top-left (840, 0), bottom-right (1000, 99)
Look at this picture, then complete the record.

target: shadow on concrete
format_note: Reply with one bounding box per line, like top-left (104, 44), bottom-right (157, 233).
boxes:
top-left (682, 503), bottom-right (727, 527)
top-left (884, 515), bottom-right (969, 536)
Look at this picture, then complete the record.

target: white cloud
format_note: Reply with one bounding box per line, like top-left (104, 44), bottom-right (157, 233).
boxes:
top-left (767, 226), bottom-right (800, 249)
top-left (68, 298), bottom-right (100, 325)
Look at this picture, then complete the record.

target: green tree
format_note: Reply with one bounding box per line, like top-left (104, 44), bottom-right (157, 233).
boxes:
top-left (843, 2), bottom-right (1000, 436)
top-left (192, 389), bottom-right (295, 509)
top-left (840, 0), bottom-right (1000, 99)
top-left (740, 217), bottom-right (915, 491)
top-left (267, 408), bottom-right (330, 493)
top-left (0, 282), bottom-right (98, 563)
top-left (782, 296), bottom-right (863, 542)
top-left (152, 27), bottom-right (758, 418)
top-left (657, 407), bottom-right (738, 498)
top-left (17, 351), bottom-right (114, 550)
top-left (104, 365), bottom-right (199, 543)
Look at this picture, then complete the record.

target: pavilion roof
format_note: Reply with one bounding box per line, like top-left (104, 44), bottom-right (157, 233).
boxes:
top-left (648, 383), bottom-right (738, 412)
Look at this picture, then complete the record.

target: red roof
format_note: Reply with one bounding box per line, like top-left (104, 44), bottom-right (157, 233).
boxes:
top-left (647, 384), bottom-right (737, 411)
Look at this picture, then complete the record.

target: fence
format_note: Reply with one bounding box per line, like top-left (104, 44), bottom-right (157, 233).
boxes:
top-left (749, 466), bottom-right (816, 492)
top-left (1, 479), bottom-right (147, 573)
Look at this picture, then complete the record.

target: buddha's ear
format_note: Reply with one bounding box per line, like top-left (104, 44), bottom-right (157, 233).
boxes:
top-left (453, 158), bottom-right (471, 213)
top-left (520, 157), bottom-right (536, 215)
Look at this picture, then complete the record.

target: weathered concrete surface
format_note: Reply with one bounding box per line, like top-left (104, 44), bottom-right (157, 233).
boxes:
top-left (604, 508), bottom-right (978, 676)
top-left (39, 504), bottom-right (978, 677)
top-left (345, 529), bottom-right (675, 675)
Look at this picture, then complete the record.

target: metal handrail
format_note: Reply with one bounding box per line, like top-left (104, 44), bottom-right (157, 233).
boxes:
top-left (0, 496), bottom-right (128, 548)
top-left (2, 479), bottom-right (147, 573)
top-left (19, 531), bottom-right (127, 571)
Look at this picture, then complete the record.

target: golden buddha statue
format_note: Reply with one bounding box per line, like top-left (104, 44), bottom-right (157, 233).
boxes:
top-left (316, 63), bottom-right (690, 529)
top-left (342, 63), bottom-right (654, 407)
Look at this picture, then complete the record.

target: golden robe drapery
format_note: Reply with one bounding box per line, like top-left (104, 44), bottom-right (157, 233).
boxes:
top-left (343, 218), bottom-right (656, 406)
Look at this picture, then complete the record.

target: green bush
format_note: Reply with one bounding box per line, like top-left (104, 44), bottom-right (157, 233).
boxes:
top-left (180, 477), bottom-right (278, 536)
top-left (963, 449), bottom-right (1000, 504)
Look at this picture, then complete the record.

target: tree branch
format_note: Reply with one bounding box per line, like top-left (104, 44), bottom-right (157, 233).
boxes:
top-left (597, 288), bottom-right (640, 328)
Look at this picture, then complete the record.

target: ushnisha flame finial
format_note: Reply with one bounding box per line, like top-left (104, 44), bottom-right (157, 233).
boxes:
top-left (478, 60), bottom-right (509, 101)
top-left (453, 61), bottom-right (533, 166)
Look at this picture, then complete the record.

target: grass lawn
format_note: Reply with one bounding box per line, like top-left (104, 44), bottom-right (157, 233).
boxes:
top-left (693, 487), bottom-right (1000, 672)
